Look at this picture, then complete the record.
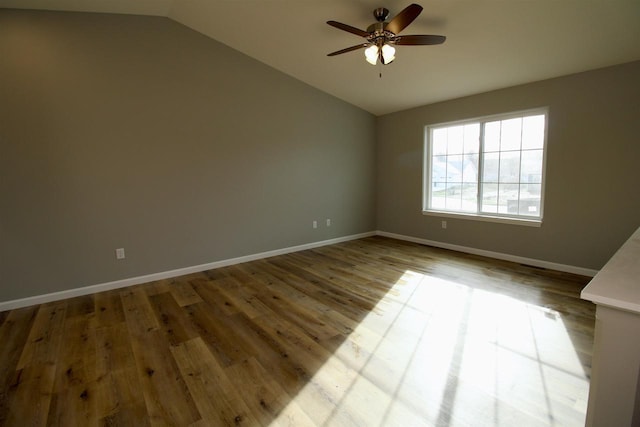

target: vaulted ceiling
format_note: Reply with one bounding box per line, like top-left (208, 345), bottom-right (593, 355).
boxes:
top-left (3, 0), bottom-right (640, 115)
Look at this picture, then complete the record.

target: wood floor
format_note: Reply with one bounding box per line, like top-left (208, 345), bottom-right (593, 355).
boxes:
top-left (0, 236), bottom-right (595, 426)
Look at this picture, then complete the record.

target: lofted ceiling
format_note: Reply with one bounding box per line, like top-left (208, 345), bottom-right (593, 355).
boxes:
top-left (2, 0), bottom-right (640, 115)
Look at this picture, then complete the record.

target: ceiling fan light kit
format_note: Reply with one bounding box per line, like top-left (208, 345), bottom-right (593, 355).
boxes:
top-left (364, 44), bottom-right (395, 65)
top-left (327, 3), bottom-right (445, 66)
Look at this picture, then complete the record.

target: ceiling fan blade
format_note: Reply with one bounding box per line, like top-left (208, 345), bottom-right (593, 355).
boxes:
top-left (394, 34), bottom-right (446, 45)
top-left (327, 21), bottom-right (370, 38)
top-left (327, 43), bottom-right (369, 56)
top-left (385, 3), bottom-right (423, 35)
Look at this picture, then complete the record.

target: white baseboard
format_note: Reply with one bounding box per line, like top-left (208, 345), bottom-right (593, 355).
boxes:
top-left (1, 230), bottom-right (597, 312)
top-left (376, 230), bottom-right (599, 277)
top-left (0, 231), bottom-right (376, 312)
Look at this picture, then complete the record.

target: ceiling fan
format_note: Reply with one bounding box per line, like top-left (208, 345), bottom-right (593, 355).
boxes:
top-left (327, 3), bottom-right (445, 66)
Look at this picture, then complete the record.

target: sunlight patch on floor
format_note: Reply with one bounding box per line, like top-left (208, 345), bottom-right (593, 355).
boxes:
top-left (271, 270), bottom-right (589, 427)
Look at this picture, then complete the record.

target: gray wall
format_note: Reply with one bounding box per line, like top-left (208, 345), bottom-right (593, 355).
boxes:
top-left (377, 61), bottom-right (640, 270)
top-left (0, 10), bottom-right (376, 302)
top-left (2, 9), bottom-right (638, 304)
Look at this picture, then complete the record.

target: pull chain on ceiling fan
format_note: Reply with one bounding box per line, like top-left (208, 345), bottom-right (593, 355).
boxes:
top-left (327, 3), bottom-right (445, 66)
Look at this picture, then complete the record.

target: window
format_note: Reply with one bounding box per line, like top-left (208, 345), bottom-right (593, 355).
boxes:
top-left (424, 109), bottom-right (547, 225)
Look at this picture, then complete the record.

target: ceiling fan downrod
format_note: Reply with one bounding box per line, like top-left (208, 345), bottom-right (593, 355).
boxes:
top-left (373, 7), bottom-right (390, 22)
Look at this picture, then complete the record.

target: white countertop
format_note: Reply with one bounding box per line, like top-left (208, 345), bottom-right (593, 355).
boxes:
top-left (581, 226), bottom-right (640, 313)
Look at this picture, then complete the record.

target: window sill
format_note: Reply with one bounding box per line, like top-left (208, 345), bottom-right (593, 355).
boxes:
top-left (423, 210), bottom-right (542, 227)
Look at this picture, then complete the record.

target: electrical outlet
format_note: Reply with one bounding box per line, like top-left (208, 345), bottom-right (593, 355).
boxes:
top-left (326, 218), bottom-right (331, 227)
top-left (441, 220), bottom-right (447, 229)
top-left (313, 220), bottom-right (318, 229)
top-left (115, 248), bottom-right (125, 259)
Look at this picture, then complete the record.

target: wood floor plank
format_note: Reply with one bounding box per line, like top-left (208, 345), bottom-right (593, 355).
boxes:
top-left (0, 236), bottom-right (594, 426)
top-left (193, 277), bottom-right (239, 316)
top-left (255, 259), bottom-right (372, 322)
top-left (7, 301), bottom-right (67, 426)
top-left (121, 288), bottom-right (201, 426)
top-left (253, 313), bottom-right (373, 426)
top-left (16, 301), bottom-right (67, 369)
top-left (171, 337), bottom-right (259, 426)
top-left (143, 279), bottom-right (172, 297)
top-left (284, 260), bottom-right (389, 311)
top-left (0, 309), bottom-right (8, 328)
top-left (225, 357), bottom-right (316, 427)
top-left (147, 291), bottom-right (199, 347)
top-left (46, 313), bottom-right (98, 426)
top-left (0, 306), bottom-right (39, 424)
top-left (93, 290), bottom-right (125, 328)
top-left (214, 311), bottom-right (317, 396)
top-left (240, 276), bottom-right (342, 343)
top-left (120, 288), bottom-right (160, 335)
top-left (185, 286), bottom-right (257, 367)
top-left (169, 280), bottom-right (204, 307)
top-left (4, 363), bottom-right (58, 427)
top-left (213, 276), bottom-right (273, 319)
top-left (94, 322), bottom-right (149, 425)
top-left (268, 256), bottom-right (379, 310)
top-left (65, 294), bottom-right (95, 318)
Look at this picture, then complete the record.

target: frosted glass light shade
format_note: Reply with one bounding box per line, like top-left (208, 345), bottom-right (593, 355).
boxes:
top-left (364, 45), bottom-right (379, 65)
top-left (381, 44), bottom-right (396, 64)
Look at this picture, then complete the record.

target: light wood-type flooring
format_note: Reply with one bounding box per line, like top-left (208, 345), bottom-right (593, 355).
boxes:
top-left (0, 236), bottom-right (595, 426)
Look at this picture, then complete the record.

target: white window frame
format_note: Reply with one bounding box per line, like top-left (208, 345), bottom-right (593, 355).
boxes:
top-left (423, 108), bottom-right (548, 227)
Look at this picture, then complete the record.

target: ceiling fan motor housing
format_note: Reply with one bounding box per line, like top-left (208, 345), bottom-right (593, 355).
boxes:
top-left (366, 21), bottom-right (396, 46)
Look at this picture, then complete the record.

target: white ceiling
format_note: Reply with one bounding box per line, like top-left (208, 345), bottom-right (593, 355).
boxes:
top-left (3, 0), bottom-right (640, 115)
